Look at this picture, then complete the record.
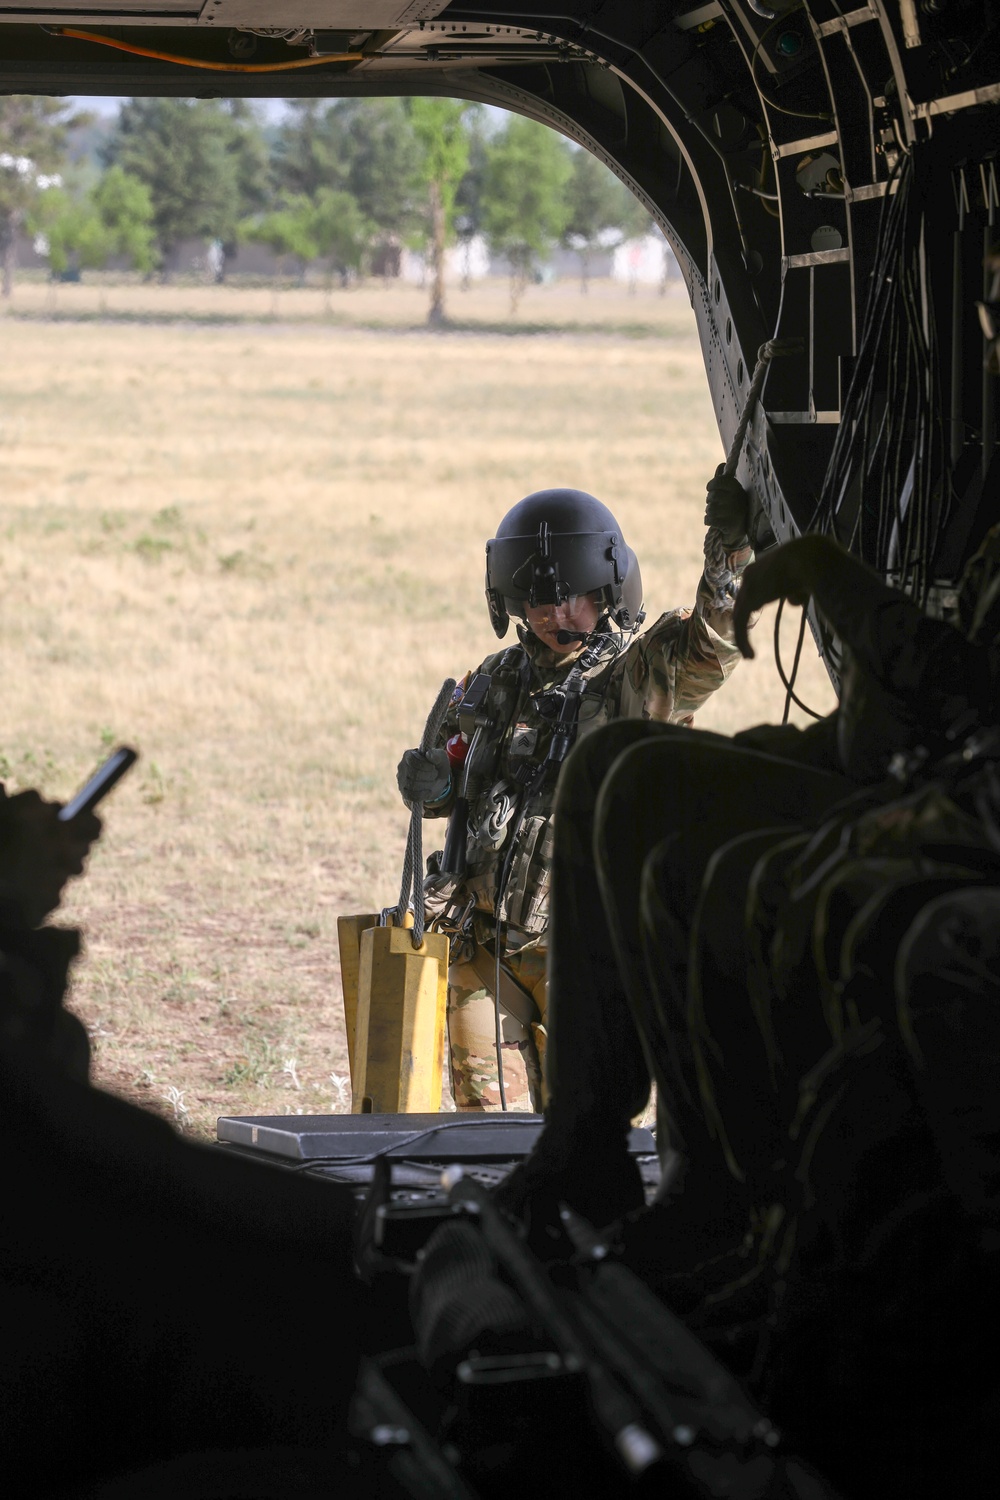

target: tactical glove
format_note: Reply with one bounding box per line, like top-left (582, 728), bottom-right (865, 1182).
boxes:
top-left (704, 466), bottom-right (751, 547)
top-left (396, 746), bottom-right (451, 806)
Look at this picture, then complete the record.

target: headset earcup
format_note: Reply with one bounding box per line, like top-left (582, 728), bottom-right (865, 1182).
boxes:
top-left (611, 548), bottom-right (643, 628)
top-left (486, 589), bottom-right (509, 639)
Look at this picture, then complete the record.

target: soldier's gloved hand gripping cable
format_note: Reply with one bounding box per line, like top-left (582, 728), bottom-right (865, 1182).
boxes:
top-left (397, 745), bottom-right (452, 807)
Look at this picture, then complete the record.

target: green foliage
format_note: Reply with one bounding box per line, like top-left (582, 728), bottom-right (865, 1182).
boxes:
top-left (564, 150), bottom-right (628, 246)
top-left (452, 106), bottom-right (489, 241)
top-left (30, 181), bottom-right (109, 276)
top-left (270, 97), bottom-right (427, 272)
top-left (481, 117), bottom-right (573, 308)
top-left (223, 1034), bottom-right (276, 1087)
top-left (408, 97), bottom-right (471, 234)
top-left (242, 195), bottom-right (319, 268)
top-left (241, 183), bottom-right (369, 283)
top-left (93, 166), bottom-right (157, 273)
top-left (132, 534), bottom-right (174, 562)
top-left (0, 95), bottom-right (77, 294)
top-left (0, 95), bottom-right (73, 205)
top-left (28, 163), bottom-right (156, 278)
top-left (407, 97), bottom-right (472, 325)
top-left (272, 97), bottom-right (424, 244)
top-left (271, 100), bottom-right (345, 200)
top-left (106, 99), bottom-right (247, 266)
top-left (221, 100), bottom-right (271, 218)
top-left (310, 186), bottom-right (370, 277)
top-left (563, 148), bottom-right (653, 287)
top-left (4, 94), bottom-right (650, 299)
top-left (337, 98), bottom-right (425, 238)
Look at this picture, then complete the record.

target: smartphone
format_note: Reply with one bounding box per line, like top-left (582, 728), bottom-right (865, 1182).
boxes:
top-left (58, 746), bottom-right (139, 823)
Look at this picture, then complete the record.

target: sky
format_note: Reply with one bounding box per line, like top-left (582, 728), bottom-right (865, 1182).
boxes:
top-left (70, 96), bottom-right (291, 123)
top-left (68, 96), bottom-right (508, 127)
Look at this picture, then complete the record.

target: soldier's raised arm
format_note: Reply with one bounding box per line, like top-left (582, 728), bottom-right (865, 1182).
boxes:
top-left (617, 471), bottom-right (753, 724)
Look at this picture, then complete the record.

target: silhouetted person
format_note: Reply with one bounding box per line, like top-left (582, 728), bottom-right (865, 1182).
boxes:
top-left (496, 533), bottom-right (1000, 1497)
top-left (0, 786), bottom-right (365, 1495)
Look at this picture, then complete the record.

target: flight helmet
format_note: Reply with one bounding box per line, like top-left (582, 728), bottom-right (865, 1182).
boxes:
top-left (485, 488), bottom-right (643, 639)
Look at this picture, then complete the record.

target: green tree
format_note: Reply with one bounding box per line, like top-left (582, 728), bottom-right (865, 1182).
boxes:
top-left (0, 95), bottom-right (75, 297)
top-left (93, 165), bottom-right (157, 274)
top-left (241, 196), bottom-right (319, 311)
top-left (337, 98), bottom-right (425, 253)
top-left (408, 97), bottom-right (471, 327)
top-left (452, 107), bottom-right (489, 290)
top-left (311, 186), bottom-right (369, 301)
top-left (28, 164), bottom-right (155, 294)
top-left (29, 179), bottom-right (109, 279)
top-left (481, 116), bottom-right (572, 313)
top-left (106, 99), bottom-right (243, 276)
top-left (271, 99), bottom-right (347, 201)
top-left (564, 148), bottom-right (636, 293)
top-left (218, 100), bottom-right (270, 280)
top-left (270, 98), bottom-right (423, 276)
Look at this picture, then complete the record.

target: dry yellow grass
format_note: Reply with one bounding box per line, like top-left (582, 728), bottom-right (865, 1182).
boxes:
top-left (8, 271), bottom-right (696, 334)
top-left (0, 279), bottom-right (836, 1137)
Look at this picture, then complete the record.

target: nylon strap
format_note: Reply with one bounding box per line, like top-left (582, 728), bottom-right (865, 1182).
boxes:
top-left (468, 943), bottom-right (541, 1033)
top-left (397, 677), bottom-right (456, 947)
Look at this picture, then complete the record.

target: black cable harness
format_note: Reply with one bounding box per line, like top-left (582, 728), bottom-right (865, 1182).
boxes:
top-left (819, 148), bottom-right (955, 608)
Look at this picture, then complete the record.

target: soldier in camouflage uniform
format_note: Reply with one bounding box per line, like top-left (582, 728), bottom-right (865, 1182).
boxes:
top-left (397, 481), bottom-right (751, 1111)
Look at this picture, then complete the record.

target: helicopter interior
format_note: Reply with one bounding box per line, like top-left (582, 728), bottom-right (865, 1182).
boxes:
top-left (3, 8), bottom-right (999, 1497)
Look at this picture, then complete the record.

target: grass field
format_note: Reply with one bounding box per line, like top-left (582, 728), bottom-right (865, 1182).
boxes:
top-left (0, 278), bottom-right (836, 1138)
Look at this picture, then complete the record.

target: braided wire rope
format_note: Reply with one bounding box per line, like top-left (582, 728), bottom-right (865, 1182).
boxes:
top-left (396, 678), bottom-right (457, 947)
top-left (706, 339), bottom-right (789, 608)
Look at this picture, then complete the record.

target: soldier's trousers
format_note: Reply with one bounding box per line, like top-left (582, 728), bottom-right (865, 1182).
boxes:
top-left (448, 942), bottom-right (547, 1111)
top-left (543, 719), bottom-right (852, 1213)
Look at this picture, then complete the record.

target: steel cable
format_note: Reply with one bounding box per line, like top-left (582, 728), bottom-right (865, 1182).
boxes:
top-left (397, 678), bottom-right (457, 947)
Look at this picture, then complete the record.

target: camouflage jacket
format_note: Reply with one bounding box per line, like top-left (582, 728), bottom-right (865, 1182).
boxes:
top-left (423, 532), bottom-right (752, 938)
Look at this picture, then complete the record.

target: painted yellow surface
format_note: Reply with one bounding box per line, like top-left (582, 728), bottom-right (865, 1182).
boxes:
top-left (336, 912), bottom-right (381, 1084)
top-left (353, 919), bottom-right (449, 1113)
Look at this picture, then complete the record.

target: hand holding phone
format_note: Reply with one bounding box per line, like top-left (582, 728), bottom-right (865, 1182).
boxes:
top-left (58, 746), bottom-right (139, 823)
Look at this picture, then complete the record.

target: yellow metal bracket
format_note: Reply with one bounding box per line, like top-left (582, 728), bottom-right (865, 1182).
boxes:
top-left (337, 912), bottom-right (448, 1114)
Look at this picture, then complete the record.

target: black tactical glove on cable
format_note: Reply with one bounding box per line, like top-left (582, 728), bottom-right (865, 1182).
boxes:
top-left (704, 465), bottom-right (751, 548)
top-left (396, 746), bottom-right (451, 807)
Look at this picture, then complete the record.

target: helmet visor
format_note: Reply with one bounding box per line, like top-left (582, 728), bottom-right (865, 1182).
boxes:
top-left (486, 530), bottom-right (623, 607)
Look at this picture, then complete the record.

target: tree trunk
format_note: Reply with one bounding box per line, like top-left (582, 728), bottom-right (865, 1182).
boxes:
top-left (579, 247), bottom-right (590, 295)
top-left (428, 179), bottom-right (447, 328)
top-left (0, 212), bottom-right (20, 300)
top-left (219, 241), bottom-right (237, 284)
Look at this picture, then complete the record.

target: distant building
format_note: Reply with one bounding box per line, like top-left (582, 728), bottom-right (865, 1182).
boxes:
top-left (401, 234), bottom-right (491, 285)
top-left (612, 231), bottom-right (679, 286)
top-left (401, 228), bottom-right (679, 286)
